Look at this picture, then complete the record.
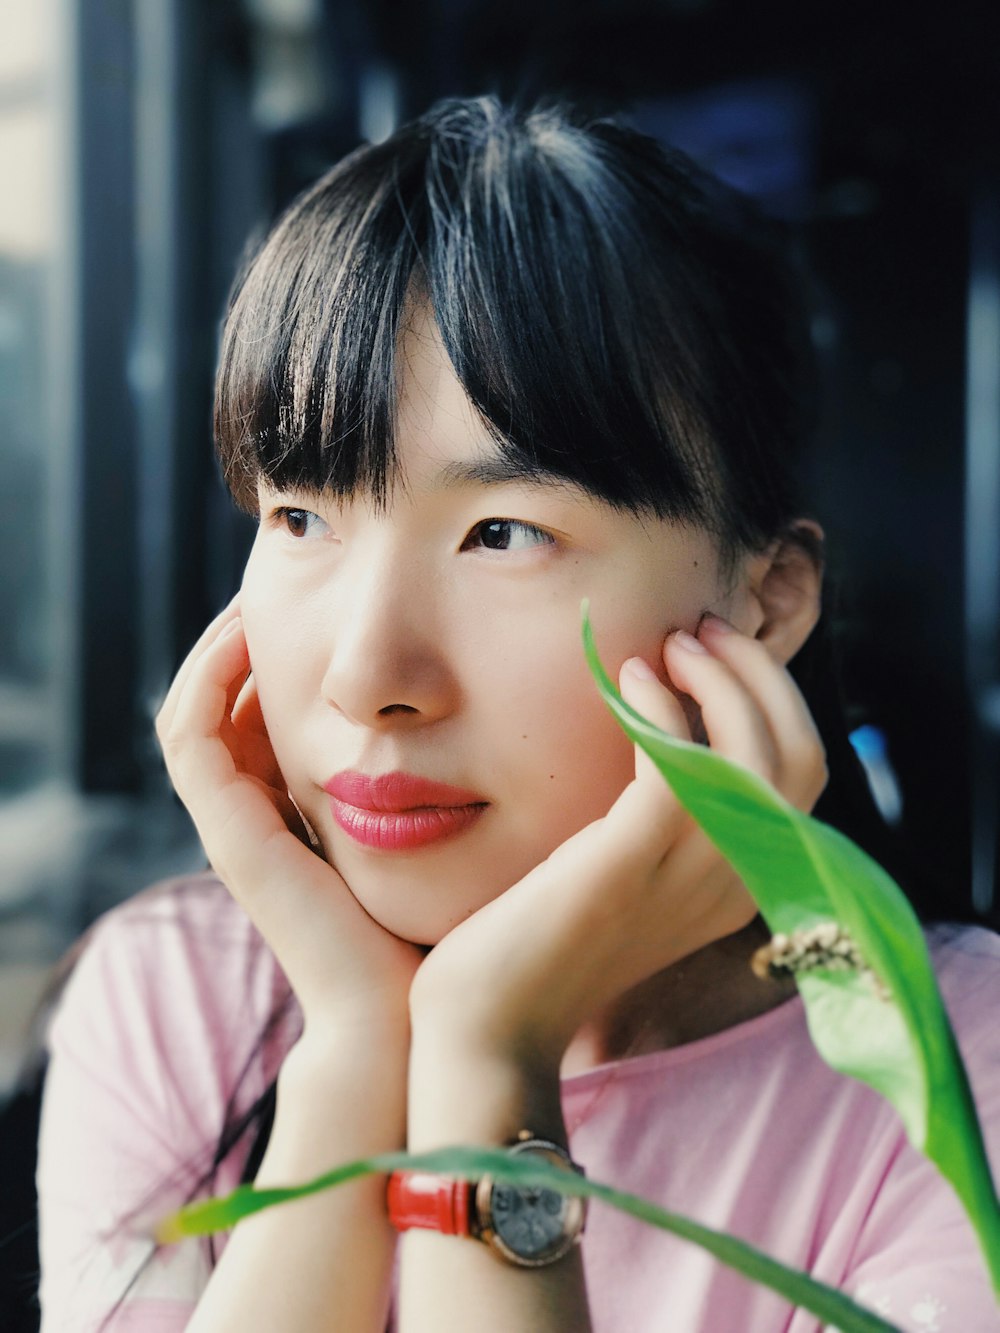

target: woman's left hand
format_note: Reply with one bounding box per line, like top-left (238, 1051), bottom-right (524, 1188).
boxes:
top-left (408, 612), bottom-right (828, 1073)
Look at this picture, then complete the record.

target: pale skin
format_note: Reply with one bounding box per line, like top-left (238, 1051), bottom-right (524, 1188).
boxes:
top-left (156, 308), bottom-right (827, 1330)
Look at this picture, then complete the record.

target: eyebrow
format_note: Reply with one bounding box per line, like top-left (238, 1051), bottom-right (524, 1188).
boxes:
top-left (432, 456), bottom-right (580, 492)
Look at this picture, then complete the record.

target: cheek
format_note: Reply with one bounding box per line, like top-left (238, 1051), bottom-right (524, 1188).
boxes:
top-left (240, 557), bottom-right (283, 691)
top-left (492, 581), bottom-right (707, 836)
top-left (542, 697), bottom-right (636, 821)
top-left (484, 627), bottom-right (640, 835)
top-left (239, 555), bottom-right (317, 769)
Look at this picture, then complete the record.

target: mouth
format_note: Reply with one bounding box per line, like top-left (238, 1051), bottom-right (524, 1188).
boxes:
top-left (323, 770), bottom-right (489, 852)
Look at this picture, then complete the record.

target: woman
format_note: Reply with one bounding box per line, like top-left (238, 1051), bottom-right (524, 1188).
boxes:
top-left (37, 96), bottom-right (1000, 1331)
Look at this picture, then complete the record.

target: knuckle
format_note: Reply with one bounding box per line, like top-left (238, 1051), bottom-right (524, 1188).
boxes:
top-left (802, 762), bottom-right (829, 808)
top-left (719, 631), bottom-right (770, 671)
top-left (784, 735), bottom-right (828, 805)
top-left (753, 728), bottom-right (782, 784)
top-left (753, 750), bottom-right (780, 789)
top-left (737, 633), bottom-right (771, 662)
top-left (157, 724), bottom-right (187, 770)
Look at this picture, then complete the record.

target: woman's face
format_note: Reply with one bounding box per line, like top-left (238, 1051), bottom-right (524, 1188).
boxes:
top-left (240, 308), bottom-right (759, 944)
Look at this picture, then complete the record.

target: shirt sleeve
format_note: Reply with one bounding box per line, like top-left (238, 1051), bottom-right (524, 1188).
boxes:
top-left (36, 880), bottom-right (294, 1332)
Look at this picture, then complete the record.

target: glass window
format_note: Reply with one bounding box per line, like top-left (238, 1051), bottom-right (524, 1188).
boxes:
top-left (0, 0), bottom-right (62, 798)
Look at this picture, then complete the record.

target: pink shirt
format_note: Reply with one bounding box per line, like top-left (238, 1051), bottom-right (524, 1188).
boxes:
top-left (37, 874), bottom-right (1000, 1331)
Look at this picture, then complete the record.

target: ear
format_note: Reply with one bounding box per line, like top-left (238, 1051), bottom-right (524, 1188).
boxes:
top-left (737, 520), bottom-right (824, 666)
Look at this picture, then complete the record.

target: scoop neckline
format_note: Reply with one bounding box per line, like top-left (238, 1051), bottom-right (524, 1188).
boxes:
top-left (560, 988), bottom-right (804, 1092)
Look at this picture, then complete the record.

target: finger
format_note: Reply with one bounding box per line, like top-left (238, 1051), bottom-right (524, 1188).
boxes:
top-left (156, 594), bottom-right (241, 733)
top-left (602, 655), bottom-right (691, 858)
top-left (160, 621), bottom-right (320, 892)
top-left (159, 617), bottom-right (253, 802)
top-left (232, 669), bottom-right (257, 723)
top-left (224, 654), bottom-right (251, 719)
top-left (663, 627), bottom-right (782, 786)
top-left (231, 672), bottom-right (287, 791)
top-left (696, 614), bottom-right (827, 808)
top-left (663, 622), bottom-right (825, 810)
top-left (619, 655), bottom-right (693, 777)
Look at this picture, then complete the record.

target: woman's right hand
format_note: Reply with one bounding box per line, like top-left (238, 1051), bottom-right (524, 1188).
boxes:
top-left (155, 598), bottom-right (424, 1032)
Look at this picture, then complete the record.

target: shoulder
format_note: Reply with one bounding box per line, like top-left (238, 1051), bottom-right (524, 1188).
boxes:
top-left (927, 922), bottom-right (1000, 1052)
top-left (831, 924), bottom-right (1000, 1329)
top-left (37, 875), bottom-right (301, 1327)
top-left (927, 919), bottom-right (1000, 979)
top-left (47, 872), bottom-right (300, 1122)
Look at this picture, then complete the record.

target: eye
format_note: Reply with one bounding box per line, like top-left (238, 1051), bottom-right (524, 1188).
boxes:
top-left (272, 507), bottom-right (329, 540)
top-left (463, 519), bottom-right (554, 552)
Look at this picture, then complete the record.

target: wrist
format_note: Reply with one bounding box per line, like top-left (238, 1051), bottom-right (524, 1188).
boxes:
top-left (297, 991), bottom-right (410, 1050)
top-left (250, 1042), bottom-right (407, 1205)
top-left (270, 1020), bottom-right (409, 1154)
top-left (406, 1021), bottom-right (566, 1153)
top-left (285, 1014), bottom-right (409, 1091)
top-left (408, 984), bottom-right (571, 1080)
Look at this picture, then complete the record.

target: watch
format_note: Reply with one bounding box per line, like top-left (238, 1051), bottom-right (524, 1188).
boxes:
top-left (387, 1130), bottom-right (588, 1267)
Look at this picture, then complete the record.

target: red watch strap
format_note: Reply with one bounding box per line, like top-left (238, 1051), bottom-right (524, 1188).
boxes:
top-left (386, 1170), bottom-right (472, 1237)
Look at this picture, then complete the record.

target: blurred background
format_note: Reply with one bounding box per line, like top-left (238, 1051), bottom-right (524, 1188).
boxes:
top-left (1, 0), bottom-right (998, 1324)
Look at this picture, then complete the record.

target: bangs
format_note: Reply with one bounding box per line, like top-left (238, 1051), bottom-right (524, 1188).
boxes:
top-left (213, 137), bottom-right (425, 511)
top-left (214, 98), bottom-right (809, 561)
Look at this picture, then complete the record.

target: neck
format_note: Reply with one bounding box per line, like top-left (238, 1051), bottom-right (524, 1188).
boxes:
top-left (561, 916), bottom-right (797, 1077)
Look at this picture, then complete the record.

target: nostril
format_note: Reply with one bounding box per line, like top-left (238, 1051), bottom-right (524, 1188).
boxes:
top-left (377, 703), bottom-right (420, 716)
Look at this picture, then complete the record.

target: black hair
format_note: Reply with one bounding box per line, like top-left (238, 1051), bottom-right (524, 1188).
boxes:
top-left (214, 96), bottom-right (818, 576)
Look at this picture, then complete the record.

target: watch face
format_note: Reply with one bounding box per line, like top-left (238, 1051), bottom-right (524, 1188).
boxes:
top-left (489, 1182), bottom-right (573, 1261)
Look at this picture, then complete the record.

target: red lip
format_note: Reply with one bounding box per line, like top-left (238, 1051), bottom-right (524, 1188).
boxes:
top-left (323, 770), bottom-right (488, 851)
top-left (324, 771), bottom-right (486, 811)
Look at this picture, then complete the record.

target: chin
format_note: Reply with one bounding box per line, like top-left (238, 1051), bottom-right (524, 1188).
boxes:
top-left (350, 893), bottom-right (470, 948)
top-left (314, 812), bottom-right (571, 945)
top-left (332, 853), bottom-right (523, 948)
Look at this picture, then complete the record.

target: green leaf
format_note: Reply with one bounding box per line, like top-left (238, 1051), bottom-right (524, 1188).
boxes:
top-left (158, 1146), bottom-right (900, 1333)
top-left (582, 604), bottom-right (1000, 1295)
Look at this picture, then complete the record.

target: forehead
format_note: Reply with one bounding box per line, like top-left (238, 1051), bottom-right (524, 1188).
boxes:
top-left (394, 304), bottom-right (489, 469)
top-left (392, 303), bottom-right (586, 501)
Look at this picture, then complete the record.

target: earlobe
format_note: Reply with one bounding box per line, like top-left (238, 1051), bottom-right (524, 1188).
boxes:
top-left (749, 520), bottom-right (824, 666)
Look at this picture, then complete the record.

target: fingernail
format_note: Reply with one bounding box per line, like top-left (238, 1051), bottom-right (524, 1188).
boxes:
top-left (623, 655), bottom-right (658, 681)
top-left (673, 629), bottom-right (708, 654)
top-left (699, 612), bottom-right (735, 635)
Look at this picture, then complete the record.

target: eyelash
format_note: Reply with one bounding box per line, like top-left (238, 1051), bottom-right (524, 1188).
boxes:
top-left (273, 507), bottom-right (326, 539)
top-left (462, 519), bottom-right (555, 553)
top-left (271, 508), bottom-right (554, 553)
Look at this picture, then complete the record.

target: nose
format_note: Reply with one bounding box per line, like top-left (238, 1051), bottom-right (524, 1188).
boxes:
top-left (319, 548), bottom-right (459, 729)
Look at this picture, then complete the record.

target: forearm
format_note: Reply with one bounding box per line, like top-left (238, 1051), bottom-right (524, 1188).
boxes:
top-left (187, 1021), bottom-right (408, 1333)
top-left (397, 1027), bottom-right (592, 1332)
